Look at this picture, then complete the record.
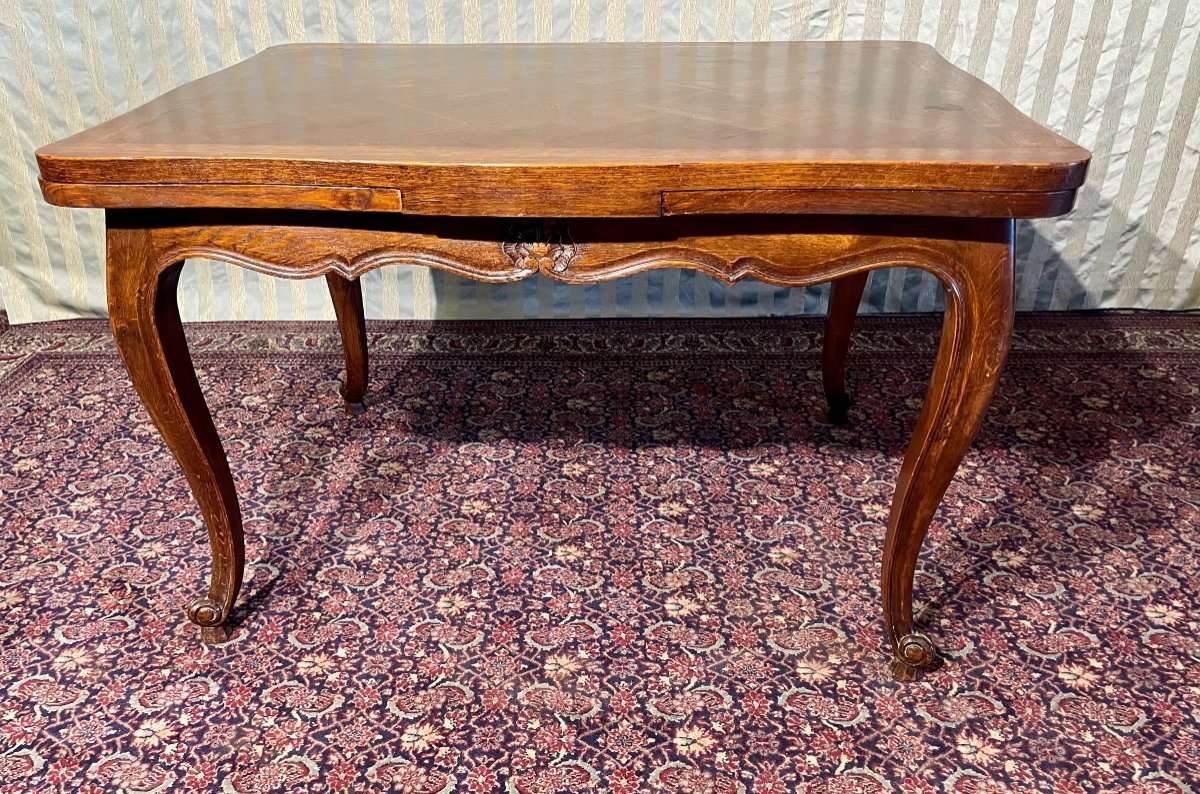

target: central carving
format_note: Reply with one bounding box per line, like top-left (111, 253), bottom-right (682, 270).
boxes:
top-left (502, 221), bottom-right (578, 275)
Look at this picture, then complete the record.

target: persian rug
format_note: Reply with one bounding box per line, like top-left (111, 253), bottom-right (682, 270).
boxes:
top-left (1, 312), bottom-right (1198, 794)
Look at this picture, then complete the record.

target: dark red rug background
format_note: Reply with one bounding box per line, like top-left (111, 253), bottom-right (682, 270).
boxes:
top-left (1, 313), bottom-right (1197, 793)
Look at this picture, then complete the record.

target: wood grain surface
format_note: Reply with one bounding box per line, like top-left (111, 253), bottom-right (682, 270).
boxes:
top-left (100, 208), bottom-right (1022, 680)
top-left (50, 43), bottom-right (1089, 681)
top-left (38, 43), bottom-right (1088, 217)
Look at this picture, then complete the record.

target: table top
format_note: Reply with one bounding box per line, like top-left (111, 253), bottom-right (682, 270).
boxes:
top-left (37, 42), bottom-right (1089, 218)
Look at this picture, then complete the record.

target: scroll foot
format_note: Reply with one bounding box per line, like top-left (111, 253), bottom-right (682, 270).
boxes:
top-left (888, 632), bottom-right (937, 681)
top-left (188, 597), bottom-right (230, 644)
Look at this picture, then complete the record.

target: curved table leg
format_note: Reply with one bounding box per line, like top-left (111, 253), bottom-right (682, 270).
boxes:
top-left (822, 271), bottom-right (869, 425)
top-left (325, 274), bottom-right (368, 415)
top-left (107, 227), bottom-right (244, 644)
top-left (882, 221), bottom-right (1015, 681)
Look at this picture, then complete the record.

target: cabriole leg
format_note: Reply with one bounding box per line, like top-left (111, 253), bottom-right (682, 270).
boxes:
top-left (325, 273), bottom-right (369, 415)
top-left (882, 220), bottom-right (1015, 681)
top-left (106, 226), bottom-right (244, 644)
top-left (822, 270), bottom-right (869, 424)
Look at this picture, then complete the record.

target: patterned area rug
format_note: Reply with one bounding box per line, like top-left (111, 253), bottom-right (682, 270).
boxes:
top-left (1, 312), bottom-right (1198, 793)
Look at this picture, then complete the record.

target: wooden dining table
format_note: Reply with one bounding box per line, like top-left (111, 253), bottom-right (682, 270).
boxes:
top-left (36, 42), bottom-right (1089, 681)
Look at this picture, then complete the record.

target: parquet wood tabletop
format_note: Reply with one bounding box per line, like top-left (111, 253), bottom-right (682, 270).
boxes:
top-left (37, 42), bottom-right (1088, 217)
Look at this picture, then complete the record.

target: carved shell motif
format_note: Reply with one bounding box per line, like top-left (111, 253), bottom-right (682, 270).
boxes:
top-left (502, 222), bottom-right (578, 275)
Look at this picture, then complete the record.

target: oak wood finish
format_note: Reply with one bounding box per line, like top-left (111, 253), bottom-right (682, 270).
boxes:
top-left (105, 226), bottom-right (243, 645)
top-left (324, 274), bottom-right (368, 414)
top-left (882, 221), bottom-right (1015, 681)
top-left (37, 43), bottom-right (1087, 218)
top-left (662, 188), bottom-right (1080, 219)
top-left (38, 43), bottom-right (1088, 682)
top-left (40, 180), bottom-right (404, 213)
top-left (822, 271), bottom-right (869, 425)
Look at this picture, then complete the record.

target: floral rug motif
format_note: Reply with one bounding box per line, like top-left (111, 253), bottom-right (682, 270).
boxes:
top-left (1, 312), bottom-right (1198, 793)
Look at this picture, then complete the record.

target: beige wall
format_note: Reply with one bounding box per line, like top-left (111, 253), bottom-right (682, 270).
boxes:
top-left (1, 1), bottom-right (1197, 323)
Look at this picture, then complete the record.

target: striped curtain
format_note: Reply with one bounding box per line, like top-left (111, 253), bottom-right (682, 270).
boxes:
top-left (1, 1), bottom-right (1197, 323)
